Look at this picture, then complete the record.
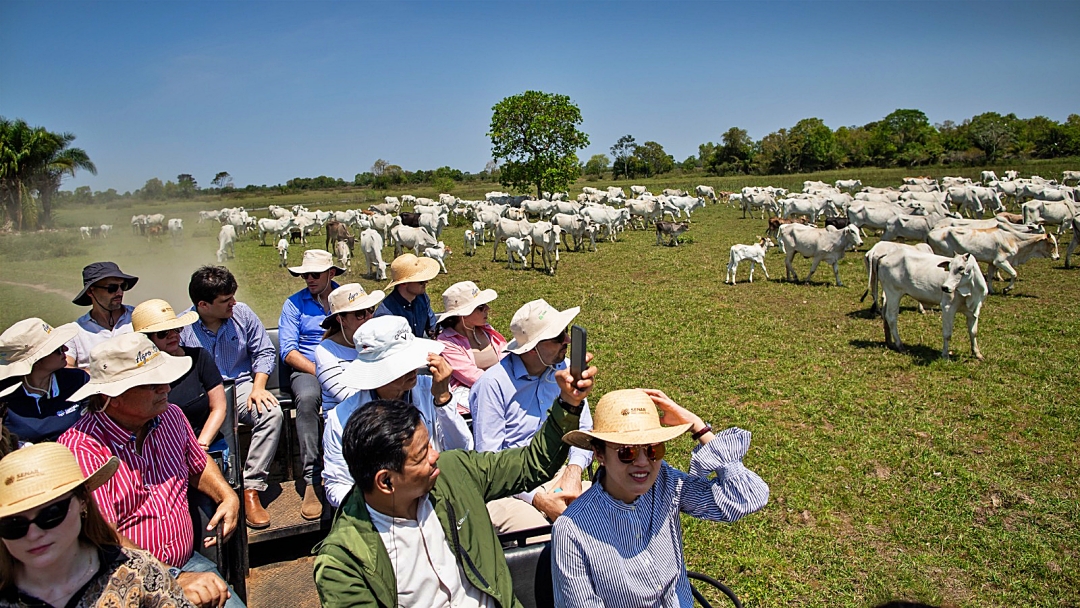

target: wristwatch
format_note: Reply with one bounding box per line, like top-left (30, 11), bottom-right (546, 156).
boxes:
top-left (691, 423), bottom-right (713, 441)
top-left (557, 397), bottom-right (584, 416)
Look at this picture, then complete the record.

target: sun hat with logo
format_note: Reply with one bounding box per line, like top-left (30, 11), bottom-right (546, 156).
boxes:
top-left (0, 442), bottom-right (119, 518)
top-left (435, 281), bottom-right (498, 324)
top-left (72, 261), bottom-right (138, 306)
top-left (503, 299), bottom-right (580, 355)
top-left (385, 253), bottom-right (440, 290)
top-left (288, 249), bottom-right (346, 277)
top-left (562, 388), bottom-right (693, 450)
top-left (67, 333), bottom-right (192, 402)
top-left (320, 284), bottom-right (387, 329)
top-left (338, 316), bottom-right (444, 390)
top-left (131, 299), bottom-right (199, 334)
top-left (0, 318), bottom-right (79, 381)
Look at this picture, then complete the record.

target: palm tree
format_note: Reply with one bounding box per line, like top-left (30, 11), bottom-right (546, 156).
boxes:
top-left (0, 117), bottom-right (95, 229)
top-left (34, 132), bottom-right (96, 227)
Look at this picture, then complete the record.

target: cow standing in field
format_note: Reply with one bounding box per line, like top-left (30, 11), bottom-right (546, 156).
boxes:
top-left (779, 223), bottom-right (864, 286)
top-left (277, 238), bottom-right (289, 267)
top-left (1065, 216), bottom-right (1080, 268)
top-left (335, 240), bottom-right (351, 270)
top-left (655, 221), bottom-right (690, 246)
top-left (861, 241), bottom-right (935, 315)
top-left (695, 185), bottom-right (718, 204)
top-left (725, 237), bottom-right (775, 284)
top-left (216, 224), bottom-right (237, 262)
top-left (423, 242), bottom-right (452, 274)
top-left (360, 228), bottom-right (388, 280)
top-left (928, 225), bottom-right (1059, 293)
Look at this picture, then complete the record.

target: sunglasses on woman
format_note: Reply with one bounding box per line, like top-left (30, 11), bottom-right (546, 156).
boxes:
top-left (0, 496), bottom-right (73, 540)
top-left (615, 443), bottom-right (666, 464)
top-left (150, 328), bottom-right (181, 340)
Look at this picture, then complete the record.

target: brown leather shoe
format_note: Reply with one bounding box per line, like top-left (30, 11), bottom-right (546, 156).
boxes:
top-left (301, 485), bottom-right (324, 521)
top-left (244, 489), bottom-right (270, 529)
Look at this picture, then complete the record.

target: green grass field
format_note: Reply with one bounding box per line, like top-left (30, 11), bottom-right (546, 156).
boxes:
top-left (2, 161), bottom-right (1078, 607)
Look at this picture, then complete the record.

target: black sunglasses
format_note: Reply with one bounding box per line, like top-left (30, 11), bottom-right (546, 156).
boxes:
top-left (615, 443), bottom-right (666, 464)
top-left (151, 328), bottom-right (181, 340)
top-left (0, 496), bottom-right (74, 540)
top-left (301, 272), bottom-right (325, 280)
top-left (542, 328), bottom-right (569, 344)
top-left (94, 283), bottom-right (126, 294)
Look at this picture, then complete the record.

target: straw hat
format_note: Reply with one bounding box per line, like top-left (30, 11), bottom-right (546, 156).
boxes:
top-left (504, 299), bottom-right (580, 354)
top-left (562, 389), bottom-right (692, 450)
top-left (385, 254), bottom-right (440, 290)
top-left (72, 262), bottom-right (138, 306)
top-left (288, 249), bottom-right (346, 277)
top-left (67, 333), bottom-right (192, 402)
top-left (131, 299), bottom-right (198, 333)
top-left (436, 281), bottom-right (498, 323)
top-left (339, 316), bottom-right (444, 390)
top-left (0, 443), bottom-right (119, 518)
top-left (319, 284), bottom-right (387, 329)
top-left (0, 318), bottom-right (79, 381)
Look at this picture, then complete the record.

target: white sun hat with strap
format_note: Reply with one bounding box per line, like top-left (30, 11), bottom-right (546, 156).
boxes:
top-left (67, 333), bottom-right (191, 402)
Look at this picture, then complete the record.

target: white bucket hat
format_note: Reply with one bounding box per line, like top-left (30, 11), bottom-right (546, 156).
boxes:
top-left (339, 316), bottom-right (444, 390)
top-left (436, 281), bottom-right (498, 323)
top-left (288, 249), bottom-right (346, 277)
top-left (504, 299), bottom-right (580, 355)
top-left (0, 318), bottom-right (79, 381)
top-left (68, 333), bottom-right (192, 402)
top-left (562, 389), bottom-right (692, 450)
top-left (320, 284), bottom-right (387, 329)
top-left (131, 299), bottom-right (198, 334)
top-left (385, 254), bottom-right (440, 290)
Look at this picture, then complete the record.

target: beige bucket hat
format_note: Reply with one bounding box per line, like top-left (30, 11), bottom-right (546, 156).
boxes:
top-left (131, 299), bottom-right (198, 334)
top-left (320, 284), bottom-right (387, 329)
top-left (339, 316), bottom-right (444, 390)
top-left (504, 299), bottom-right (580, 354)
top-left (385, 254), bottom-right (440, 290)
top-left (436, 281), bottom-right (498, 323)
top-left (563, 389), bottom-right (692, 450)
top-left (68, 333), bottom-right (192, 402)
top-left (288, 249), bottom-right (346, 277)
top-left (0, 318), bottom-right (79, 381)
top-left (0, 442), bottom-right (119, 518)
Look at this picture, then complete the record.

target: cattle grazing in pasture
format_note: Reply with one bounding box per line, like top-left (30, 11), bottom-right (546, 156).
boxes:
top-left (861, 241), bottom-right (935, 315)
top-left (725, 237), bottom-right (775, 284)
top-left (324, 220), bottom-right (355, 253)
top-left (217, 225), bottom-right (237, 262)
top-left (463, 230), bottom-right (477, 256)
top-left (258, 216), bottom-right (296, 246)
top-left (504, 236), bottom-right (532, 270)
top-left (981, 170), bottom-right (999, 184)
top-left (779, 223), bottom-right (864, 286)
top-left (766, 216), bottom-right (808, 238)
top-left (335, 240), bottom-right (351, 270)
top-left (423, 242), bottom-right (452, 274)
top-left (1021, 199), bottom-right (1076, 234)
top-left (1062, 170), bottom-right (1080, 186)
top-left (360, 229), bottom-right (388, 280)
top-left (655, 221), bottom-right (690, 247)
top-left (835, 179), bottom-right (862, 193)
top-left (391, 224), bottom-right (438, 257)
top-left (695, 185), bottom-right (718, 204)
top-left (167, 219), bottom-right (183, 242)
top-left (928, 225), bottom-right (1059, 293)
top-left (277, 238), bottom-right (289, 267)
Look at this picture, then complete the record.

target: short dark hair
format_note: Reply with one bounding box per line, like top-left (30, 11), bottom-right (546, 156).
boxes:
top-left (189, 265), bottom-right (237, 307)
top-left (437, 315), bottom-right (459, 332)
top-left (342, 400), bottom-right (422, 492)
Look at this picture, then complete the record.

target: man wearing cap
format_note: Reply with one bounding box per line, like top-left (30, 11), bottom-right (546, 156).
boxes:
top-left (373, 253), bottom-right (440, 339)
top-left (0, 318), bottom-right (88, 443)
top-left (321, 315), bottom-right (472, 508)
top-left (58, 333), bottom-right (244, 608)
top-left (281, 249), bottom-right (343, 520)
top-left (179, 265), bottom-right (282, 528)
top-left (65, 262), bottom-right (139, 369)
top-left (468, 298), bottom-right (595, 532)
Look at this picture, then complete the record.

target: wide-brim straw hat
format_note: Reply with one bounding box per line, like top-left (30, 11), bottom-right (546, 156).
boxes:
top-left (288, 249), bottom-right (346, 277)
top-left (0, 442), bottom-right (119, 518)
top-left (320, 284), bottom-right (387, 329)
top-left (68, 333), bottom-right (191, 402)
top-left (385, 254), bottom-right (440, 290)
top-left (504, 299), bottom-right (580, 354)
top-left (436, 281), bottom-right (498, 324)
top-left (0, 318), bottom-right (79, 380)
top-left (131, 299), bottom-right (198, 334)
top-left (563, 389), bottom-right (693, 450)
top-left (72, 262), bottom-right (138, 306)
top-left (339, 316), bottom-right (444, 390)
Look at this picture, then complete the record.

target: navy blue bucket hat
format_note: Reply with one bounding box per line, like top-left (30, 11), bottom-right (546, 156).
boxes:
top-left (72, 262), bottom-right (139, 306)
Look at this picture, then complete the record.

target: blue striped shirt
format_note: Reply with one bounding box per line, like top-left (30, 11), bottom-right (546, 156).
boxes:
top-left (551, 428), bottom-right (769, 608)
top-left (179, 302), bottom-right (276, 385)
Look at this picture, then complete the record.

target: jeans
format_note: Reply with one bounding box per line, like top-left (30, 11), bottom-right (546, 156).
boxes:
top-left (182, 551), bottom-right (246, 608)
top-left (290, 371), bottom-right (323, 485)
top-left (234, 380), bottom-right (284, 491)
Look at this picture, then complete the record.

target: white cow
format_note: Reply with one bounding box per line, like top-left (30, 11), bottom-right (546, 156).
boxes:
top-left (881, 213), bottom-right (944, 243)
top-left (928, 225), bottom-right (1059, 293)
top-left (876, 250), bottom-right (988, 360)
top-left (1064, 216), bottom-right (1079, 268)
top-left (360, 229), bottom-right (388, 280)
top-left (550, 213), bottom-right (589, 252)
top-left (725, 237), bottom-right (775, 284)
top-left (741, 191), bottom-right (776, 219)
top-left (419, 212), bottom-right (449, 239)
top-left (463, 230), bottom-right (477, 256)
top-left (423, 242), bottom-right (451, 274)
top-left (835, 179), bottom-right (862, 193)
top-left (579, 205), bottom-right (627, 242)
top-left (981, 170), bottom-right (999, 184)
top-left (99, 225), bottom-right (112, 239)
top-left (1004, 170), bottom-right (1019, 180)
top-left (860, 241), bottom-right (934, 314)
top-left (167, 218), bottom-right (183, 241)
top-left (277, 238), bottom-right (289, 267)
top-left (525, 222), bottom-right (562, 274)
top-left (780, 197), bottom-right (838, 224)
top-left (695, 185), bottom-right (718, 204)
top-left (391, 225), bottom-right (438, 257)
top-left (470, 220), bottom-right (486, 246)
top-left (847, 202), bottom-right (909, 235)
top-left (779, 223), bottom-right (864, 286)
top-left (665, 196), bottom-right (706, 219)
top-left (624, 198), bottom-right (661, 230)
top-left (79, 226), bottom-right (92, 239)
top-left (371, 213), bottom-right (401, 244)
top-left (630, 185), bottom-right (649, 197)
top-left (258, 216), bottom-right (296, 246)
top-left (662, 188), bottom-right (687, 197)
top-left (1060, 170), bottom-right (1080, 186)
top-left (335, 240), bottom-right (351, 270)
top-left (216, 225), bottom-right (237, 262)
top-left (504, 236), bottom-right (531, 270)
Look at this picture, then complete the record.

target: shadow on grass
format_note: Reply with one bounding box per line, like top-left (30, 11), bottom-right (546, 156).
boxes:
top-left (849, 339), bottom-right (942, 365)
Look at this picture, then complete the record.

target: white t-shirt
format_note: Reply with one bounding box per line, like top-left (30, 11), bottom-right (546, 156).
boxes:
top-left (366, 498), bottom-right (494, 608)
top-left (64, 306), bottom-right (135, 368)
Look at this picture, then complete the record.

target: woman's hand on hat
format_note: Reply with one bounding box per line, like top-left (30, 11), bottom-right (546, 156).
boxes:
top-left (556, 352), bottom-right (596, 407)
top-left (641, 388), bottom-right (702, 429)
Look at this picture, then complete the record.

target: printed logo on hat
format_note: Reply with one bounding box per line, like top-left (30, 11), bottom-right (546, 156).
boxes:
top-left (348, 292), bottom-right (358, 303)
top-left (395, 326), bottom-right (410, 342)
top-left (41, 322), bottom-right (53, 334)
top-left (471, 287), bottom-right (479, 297)
top-left (134, 347), bottom-right (160, 368)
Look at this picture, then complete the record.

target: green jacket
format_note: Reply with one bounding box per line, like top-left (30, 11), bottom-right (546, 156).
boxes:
top-left (313, 401), bottom-right (578, 608)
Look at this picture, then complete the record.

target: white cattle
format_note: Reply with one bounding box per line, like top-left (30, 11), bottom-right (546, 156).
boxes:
top-left (131, 215), bottom-right (146, 235)
top-left (550, 213), bottom-right (590, 252)
top-left (414, 204), bottom-right (447, 217)
top-left (579, 205), bottom-right (627, 242)
top-left (423, 242), bottom-right (451, 274)
top-left (335, 240), bottom-right (351, 270)
top-left (258, 217), bottom-right (296, 245)
top-left (855, 191), bottom-right (899, 204)
top-left (79, 226), bottom-right (91, 239)
top-left (606, 186), bottom-right (627, 200)
top-left (99, 225), bottom-right (112, 239)
top-left (521, 198), bottom-right (554, 219)
top-left (167, 218), bottom-right (183, 241)
top-left (970, 186), bottom-right (1005, 215)
top-left (624, 198), bottom-right (661, 230)
top-left (780, 197), bottom-right (838, 224)
top-left (860, 241), bottom-right (934, 314)
top-left (1021, 199), bottom-right (1076, 234)
top-left (665, 196), bottom-right (706, 219)
top-left (370, 202), bottom-right (400, 215)
top-left (835, 179), bottom-right (862, 193)
top-left (491, 217), bottom-right (533, 261)
top-left (145, 213), bottom-right (165, 228)
top-left (1059, 170), bottom-right (1080, 186)
top-left (277, 238), bottom-right (289, 267)
top-left (439, 193), bottom-right (456, 206)
top-left (474, 210), bottom-right (502, 244)
top-left (725, 237), bottom-right (775, 284)
top-left (419, 212), bottom-right (449, 239)
top-left (400, 195), bottom-right (417, 206)
top-left (198, 210), bottom-right (219, 223)
top-left (1064, 216), bottom-right (1080, 268)
top-left (384, 196), bottom-right (401, 207)
top-left (900, 191), bottom-right (947, 204)
top-left (504, 236), bottom-right (531, 270)
top-left (876, 250), bottom-right (988, 360)
top-left (371, 213), bottom-right (401, 244)
top-left (470, 220), bottom-right (486, 246)
top-left (981, 170), bottom-right (999, 184)
top-left (463, 230), bottom-right (477, 256)
top-left (847, 202), bottom-right (909, 235)
top-left (928, 225), bottom-right (1059, 293)
top-left (391, 225), bottom-right (437, 257)
top-left (503, 208), bottom-right (526, 221)
top-left (630, 185), bottom-right (649, 197)
top-left (741, 191), bottom-right (777, 220)
top-left (881, 213), bottom-right (944, 243)
top-left (942, 176), bottom-right (974, 189)
top-left (779, 223), bottom-right (864, 286)
top-left (804, 180), bottom-right (831, 193)
top-left (551, 200), bottom-right (582, 217)
top-left (1004, 170), bottom-right (1019, 180)
top-left (903, 177), bottom-right (938, 189)
top-left (216, 225), bottom-right (237, 262)
top-left (360, 229), bottom-right (388, 280)
top-left (525, 221), bottom-right (562, 274)
top-left (662, 188), bottom-right (687, 197)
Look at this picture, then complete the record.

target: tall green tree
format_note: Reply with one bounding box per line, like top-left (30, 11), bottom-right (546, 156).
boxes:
top-left (719, 127), bottom-right (754, 174)
top-left (610, 135), bottom-right (636, 180)
top-left (789, 118), bottom-right (839, 172)
top-left (488, 91), bottom-right (589, 197)
top-left (967, 112), bottom-right (1017, 163)
top-left (0, 117), bottom-right (94, 229)
top-left (212, 171), bottom-right (233, 189)
top-left (633, 141), bottom-right (674, 177)
top-left (584, 154), bottom-right (610, 178)
top-left (870, 109), bottom-right (939, 166)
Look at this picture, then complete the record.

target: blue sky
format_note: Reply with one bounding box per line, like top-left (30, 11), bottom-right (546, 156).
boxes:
top-left (2, 1), bottom-right (1078, 193)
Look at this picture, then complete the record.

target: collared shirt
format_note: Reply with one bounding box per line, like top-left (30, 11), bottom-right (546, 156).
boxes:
top-left (314, 339), bottom-right (357, 414)
top-left (374, 289), bottom-right (437, 338)
top-left (436, 325), bottom-right (508, 390)
top-left (64, 306), bottom-right (135, 368)
top-left (552, 429), bottom-right (770, 608)
top-left (279, 284), bottom-right (338, 364)
top-left (0, 368), bottom-right (87, 442)
top-left (180, 302), bottom-right (276, 385)
top-left (58, 406), bottom-right (209, 568)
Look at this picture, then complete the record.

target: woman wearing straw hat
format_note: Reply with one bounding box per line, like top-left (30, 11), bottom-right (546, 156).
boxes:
top-left (0, 442), bottom-right (194, 607)
top-left (434, 281), bottom-right (507, 411)
top-left (314, 284), bottom-right (386, 414)
top-left (321, 316), bottom-right (472, 508)
top-left (552, 388), bottom-right (770, 608)
top-left (0, 319), bottom-right (89, 443)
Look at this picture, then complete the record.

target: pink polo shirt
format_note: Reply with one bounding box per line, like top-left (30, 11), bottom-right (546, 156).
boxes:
top-left (59, 405), bottom-right (208, 567)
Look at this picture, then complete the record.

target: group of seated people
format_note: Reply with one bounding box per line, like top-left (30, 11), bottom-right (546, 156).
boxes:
top-left (0, 247), bottom-right (771, 607)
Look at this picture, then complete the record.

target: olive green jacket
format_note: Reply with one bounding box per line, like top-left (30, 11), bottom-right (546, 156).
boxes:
top-left (313, 402), bottom-right (578, 608)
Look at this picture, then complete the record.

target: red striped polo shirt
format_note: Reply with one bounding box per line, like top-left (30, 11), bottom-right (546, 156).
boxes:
top-left (59, 405), bottom-right (207, 568)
